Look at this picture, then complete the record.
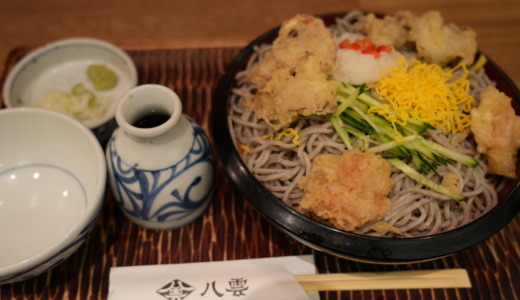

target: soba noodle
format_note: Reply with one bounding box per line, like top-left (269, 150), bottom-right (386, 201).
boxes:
top-left (228, 12), bottom-right (499, 238)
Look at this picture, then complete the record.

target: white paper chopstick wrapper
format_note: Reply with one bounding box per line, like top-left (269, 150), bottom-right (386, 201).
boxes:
top-left (109, 255), bottom-right (318, 300)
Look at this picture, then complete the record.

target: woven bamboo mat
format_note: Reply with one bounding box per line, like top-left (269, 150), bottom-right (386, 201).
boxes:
top-left (0, 46), bottom-right (519, 300)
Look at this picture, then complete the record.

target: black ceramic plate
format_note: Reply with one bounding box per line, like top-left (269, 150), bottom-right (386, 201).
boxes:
top-left (211, 12), bottom-right (520, 263)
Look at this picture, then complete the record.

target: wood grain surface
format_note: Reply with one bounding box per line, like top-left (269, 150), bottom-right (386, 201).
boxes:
top-left (0, 46), bottom-right (519, 300)
top-left (0, 0), bottom-right (519, 87)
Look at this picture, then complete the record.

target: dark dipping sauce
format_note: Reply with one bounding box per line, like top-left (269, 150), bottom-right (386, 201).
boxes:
top-left (132, 112), bottom-right (171, 128)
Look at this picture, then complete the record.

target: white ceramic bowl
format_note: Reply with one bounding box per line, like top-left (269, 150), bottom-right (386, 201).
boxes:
top-left (2, 37), bottom-right (138, 144)
top-left (0, 108), bottom-right (106, 284)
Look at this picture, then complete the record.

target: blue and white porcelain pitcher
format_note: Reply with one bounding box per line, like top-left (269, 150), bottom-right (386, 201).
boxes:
top-left (106, 84), bottom-right (215, 230)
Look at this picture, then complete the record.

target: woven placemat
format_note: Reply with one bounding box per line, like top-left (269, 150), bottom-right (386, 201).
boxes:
top-left (0, 46), bottom-right (518, 300)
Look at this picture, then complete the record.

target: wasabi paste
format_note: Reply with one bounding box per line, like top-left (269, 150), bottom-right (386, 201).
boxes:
top-left (87, 64), bottom-right (118, 91)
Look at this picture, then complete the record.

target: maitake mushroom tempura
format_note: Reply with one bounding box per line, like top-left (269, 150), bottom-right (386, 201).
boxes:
top-left (229, 11), bottom-right (519, 237)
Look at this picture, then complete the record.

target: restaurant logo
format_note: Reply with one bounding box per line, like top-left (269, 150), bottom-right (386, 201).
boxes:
top-left (156, 277), bottom-right (250, 299)
top-left (156, 279), bottom-right (195, 300)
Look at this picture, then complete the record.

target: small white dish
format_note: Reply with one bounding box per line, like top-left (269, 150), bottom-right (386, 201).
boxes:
top-left (0, 108), bottom-right (106, 284)
top-left (2, 37), bottom-right (138, 143)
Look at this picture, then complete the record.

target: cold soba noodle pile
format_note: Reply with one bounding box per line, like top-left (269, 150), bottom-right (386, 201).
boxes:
top-left (228, 11), bottom-right (520, 237)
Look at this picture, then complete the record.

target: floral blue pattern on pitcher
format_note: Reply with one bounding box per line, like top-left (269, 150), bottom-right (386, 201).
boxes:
top-left (107, 117), bottom-right (214, 227)
top-left (105, 84), bottom-right (215, 230)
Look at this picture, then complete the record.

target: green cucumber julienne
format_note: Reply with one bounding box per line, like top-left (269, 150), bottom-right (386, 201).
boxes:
top-left (329, 83), bottom-right (476, 201)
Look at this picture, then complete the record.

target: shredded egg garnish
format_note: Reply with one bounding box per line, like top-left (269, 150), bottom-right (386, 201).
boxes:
top-left (370, 56), bottom-right (474, 135)
top-left (240, 144), bottom-right (252, 153)
top-left (260, 128), bottom-right (301, 145)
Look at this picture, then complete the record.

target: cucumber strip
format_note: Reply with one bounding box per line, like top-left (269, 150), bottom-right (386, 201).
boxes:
top-left (407, 118), bottom-right (436, 130)
top-left (386, 158), bottom-right (465, 201)
top-left (368, 135), bottom-right (418, 153)
top-left (420, 138), bottom-right (479, 167)
top-left (411, 155), bottom-right (428, 173)
top-left (334, 88), bottom-right (359, 117)
top-left (333, 82), bottom-right (479, 177)
top-left (413, 150), bottom-right (441, 176)
top-left (340, 111), bottom-right (373, 134)
top-left (340, 83), bottom-right (434, 133)
top-left (339, 83), bottom-right (382, 107)
top-left (351, 106), bottom-right (382, 133)
top-left (330, 115), bottom-right (353, 150)
top-left (343, 126), bottom-right (375, 143)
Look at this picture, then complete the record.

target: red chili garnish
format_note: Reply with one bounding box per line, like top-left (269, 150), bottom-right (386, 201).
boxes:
top-left (363, 49), bottom-right (381, 58)
top-left (358, 37), bottom-right (375, 51)
top-left (376, 45), bottom-right (393, 54)
top-left (339, 39), bottom-right (351, 49)
top-left (338, 37), bottom-right (393, 59)
top-left (347, 43), bottom-right (362, 51)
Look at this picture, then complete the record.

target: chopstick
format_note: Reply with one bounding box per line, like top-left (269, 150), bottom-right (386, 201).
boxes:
top-left (295, 269), bottom-right (471, 291)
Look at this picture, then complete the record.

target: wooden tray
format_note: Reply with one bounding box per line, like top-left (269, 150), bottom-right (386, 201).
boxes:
top-left (0, 46), bottom-right (518, 300)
